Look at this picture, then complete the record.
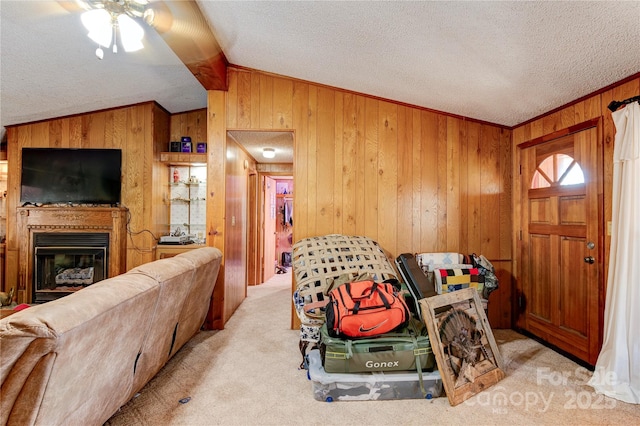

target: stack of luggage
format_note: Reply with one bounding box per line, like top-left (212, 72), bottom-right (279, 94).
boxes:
top-left (292, 235), bottom-right (444, 402)
top-left (398, 252), bottom-right (499, 314)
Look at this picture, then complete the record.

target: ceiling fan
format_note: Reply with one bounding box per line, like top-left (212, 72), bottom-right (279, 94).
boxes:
top-left (76, 0), bottom-right (149, 58)
top-left (67, 0), bottom-right (228, 89)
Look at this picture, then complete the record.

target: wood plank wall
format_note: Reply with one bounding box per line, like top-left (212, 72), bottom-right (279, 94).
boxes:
top-left (169, 107), bottom-right (253, 328)
top-left (169, 108), bottom-right (208, 145)
top-left (5, 102), bottom-right (169, 290)
top-left (511, 75), bottom-right (640, 325)
top-left (225, 67), bottom-right (513, 328)
top-left (223, 137), bottom-right (254, 312)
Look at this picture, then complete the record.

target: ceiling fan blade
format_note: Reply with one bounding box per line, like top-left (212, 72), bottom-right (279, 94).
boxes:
top-left (146, 0), bottom-right (228, 91)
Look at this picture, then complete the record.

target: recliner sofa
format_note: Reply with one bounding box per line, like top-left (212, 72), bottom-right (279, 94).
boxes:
top-left (0, 247), bottom-right (222, 426)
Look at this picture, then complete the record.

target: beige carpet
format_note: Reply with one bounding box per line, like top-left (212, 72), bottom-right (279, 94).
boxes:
top-left (106, 271), bottom-right (640, 425)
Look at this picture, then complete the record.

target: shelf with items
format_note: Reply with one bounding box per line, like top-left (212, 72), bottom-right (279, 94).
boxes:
top-left (165, 164), bottom-right (207, 244)
top-left (160, 152), bottom-right (207, 165)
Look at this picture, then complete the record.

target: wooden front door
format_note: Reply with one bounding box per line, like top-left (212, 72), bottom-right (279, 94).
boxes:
top-left (518, 125), bottom-right (601, 365)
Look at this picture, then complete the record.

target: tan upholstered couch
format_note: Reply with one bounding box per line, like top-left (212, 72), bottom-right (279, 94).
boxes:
top-left (0, 247), bottom-right (222, 426)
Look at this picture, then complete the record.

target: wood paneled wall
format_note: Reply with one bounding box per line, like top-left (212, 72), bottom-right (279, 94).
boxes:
top-left (5, 102), bottom-right (169, 291)
top-left (225, 67), bottom-right (514, 328)
top-left (512, 75), bottom-right (640, 320)
top-left (166, 106), bottom-right (253, 328)
top-left (222, 136), bottom-right (254, 310)
top-left (170, 108), bottom-right (208, 145)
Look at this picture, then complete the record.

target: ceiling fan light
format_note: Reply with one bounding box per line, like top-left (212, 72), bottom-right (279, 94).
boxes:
top-left (263, 148), bottom-right (276, 159)
top-left (82, 9), bottom-right (112, 47)
top-left (118, 14), bottom-right (144, 52)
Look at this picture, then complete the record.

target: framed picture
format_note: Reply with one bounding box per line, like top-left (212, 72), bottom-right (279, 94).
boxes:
top-left (419, 287), bottom-right (505, 406)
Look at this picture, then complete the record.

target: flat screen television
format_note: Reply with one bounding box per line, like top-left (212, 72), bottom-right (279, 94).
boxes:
top-left (20, 148), bottom-right (122, 205)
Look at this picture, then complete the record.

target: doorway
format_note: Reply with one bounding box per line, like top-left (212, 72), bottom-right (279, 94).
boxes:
top-left (258, 175), bottom-right (294, 283)
top-left (516, 121), bottom-right (603, 365)
top-left (226, 130), bottom-right (294, 286)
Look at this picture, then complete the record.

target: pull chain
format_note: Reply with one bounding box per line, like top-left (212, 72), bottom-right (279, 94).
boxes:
top-left (112, 21), bottom-right (118, 53)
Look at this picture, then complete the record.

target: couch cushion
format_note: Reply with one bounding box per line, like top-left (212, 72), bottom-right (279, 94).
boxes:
top-left (0, 273), bottom-right (159, 426)
top-left (126, 254), bottom-right (201, 393)
top-left (172, 247), bottom-right (222, 353)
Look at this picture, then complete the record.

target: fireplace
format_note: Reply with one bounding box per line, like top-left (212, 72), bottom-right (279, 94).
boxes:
top-left (17, 206), bottom-right (128, 304)
top-left (33, 233), bottom-right (109, 303)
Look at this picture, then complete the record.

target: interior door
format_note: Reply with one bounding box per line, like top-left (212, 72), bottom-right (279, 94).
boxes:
top-left (262, 176), bottom-right (277, 283)
top-left (518, 126), bottom-right (601, 365)
top-left (247, 172), bottom-right (259, 285)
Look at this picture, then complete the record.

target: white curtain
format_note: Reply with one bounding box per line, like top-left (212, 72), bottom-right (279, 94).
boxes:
top-left (589, 101), bottom-right (640, 404)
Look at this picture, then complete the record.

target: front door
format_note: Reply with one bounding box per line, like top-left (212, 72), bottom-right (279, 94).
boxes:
top-left (518, 124), bottom-right (601, 365)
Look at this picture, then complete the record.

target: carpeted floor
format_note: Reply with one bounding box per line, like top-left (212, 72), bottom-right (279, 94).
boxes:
top-left (106, 270), bottom-right (640, 425)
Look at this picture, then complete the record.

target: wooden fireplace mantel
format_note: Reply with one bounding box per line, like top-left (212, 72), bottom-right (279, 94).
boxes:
top-left (17, 206), bottom-right (128, 304)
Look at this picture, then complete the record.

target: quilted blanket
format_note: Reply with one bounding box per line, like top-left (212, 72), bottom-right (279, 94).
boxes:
top-left (434, 267), bottom-right (485, 295)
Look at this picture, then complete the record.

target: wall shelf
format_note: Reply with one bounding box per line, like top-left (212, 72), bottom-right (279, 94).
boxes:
top-left (160, 152), bottom-right (207, 165)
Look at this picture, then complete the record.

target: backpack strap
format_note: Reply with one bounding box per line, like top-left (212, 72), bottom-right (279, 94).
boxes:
top-left (409, 329), bottom-right (427, 398)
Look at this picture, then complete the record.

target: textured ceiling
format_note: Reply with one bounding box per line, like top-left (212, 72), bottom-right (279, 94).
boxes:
top-left (201, 0), bottom-right (640, 126)
top-left (227, 130), bottom-right (293, 164)
top-left (1, 1), bottom-right (639, 149)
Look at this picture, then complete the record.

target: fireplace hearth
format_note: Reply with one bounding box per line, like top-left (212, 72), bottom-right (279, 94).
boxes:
top-left (17, 206), bottom-right (128, 304)
top-left (33, 233), bottom-right (109, 303)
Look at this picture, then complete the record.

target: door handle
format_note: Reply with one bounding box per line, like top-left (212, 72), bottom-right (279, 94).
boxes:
top-left (584, 256), bottom-right (595, 264)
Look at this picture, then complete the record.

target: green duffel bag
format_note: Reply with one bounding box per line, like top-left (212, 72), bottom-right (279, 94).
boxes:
top-left (319, 317), bottom-right (436, 374)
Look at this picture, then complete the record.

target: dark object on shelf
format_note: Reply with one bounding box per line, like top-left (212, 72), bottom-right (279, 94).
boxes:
top-left (158, 240), bottom-right (195, 245)
top-left (181, 136), bottom-right (191, 142)
top-left (181, 141), bottom-right (192, 153)
top-left (196, 142), bottom-right (207, 153)
top-left (170, 141), bottom-right (182, 152)
top-left (281, 251), bottom-right (292, 267)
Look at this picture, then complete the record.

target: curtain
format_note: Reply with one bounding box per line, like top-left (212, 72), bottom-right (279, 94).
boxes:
top-left (589, 101), bottom-right (640, 404)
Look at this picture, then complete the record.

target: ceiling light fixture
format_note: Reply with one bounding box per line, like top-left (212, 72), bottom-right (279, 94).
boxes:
top-left (80, 0), bottom-right (148, 59)
top-left (262, 148), bottom-right (276, 159)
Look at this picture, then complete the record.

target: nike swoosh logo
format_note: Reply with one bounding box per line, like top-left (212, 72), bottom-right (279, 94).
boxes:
top-left (359, 319), bottom-right (388, 333)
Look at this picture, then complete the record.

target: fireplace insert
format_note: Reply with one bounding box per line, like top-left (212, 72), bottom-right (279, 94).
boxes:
top-left (33, 233), bottom-right (109, 303)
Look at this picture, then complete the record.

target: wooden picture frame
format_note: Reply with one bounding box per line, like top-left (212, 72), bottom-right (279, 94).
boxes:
top-left (419, 287), bottom-right (505, 406)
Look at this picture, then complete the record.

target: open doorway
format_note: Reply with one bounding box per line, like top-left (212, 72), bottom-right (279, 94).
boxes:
top-left (274, 178), bottom-right (294, 271)
top-left (258, 174), bottom-right (293, 283)
top-left (226, 130), bottom-right (294, 286)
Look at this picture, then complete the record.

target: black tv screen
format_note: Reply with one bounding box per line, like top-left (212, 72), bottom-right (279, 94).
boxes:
top-left (20, 148), bottom-right (122, 205)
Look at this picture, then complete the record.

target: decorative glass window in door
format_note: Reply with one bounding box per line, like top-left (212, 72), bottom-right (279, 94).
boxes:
top-left (530, 153), bottom-right (585, 189)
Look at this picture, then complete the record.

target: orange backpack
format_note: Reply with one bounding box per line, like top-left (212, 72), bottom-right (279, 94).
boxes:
top-left (325, 280), bottom-right (410, 338)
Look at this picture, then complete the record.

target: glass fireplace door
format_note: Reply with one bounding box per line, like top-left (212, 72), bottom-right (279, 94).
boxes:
top-left (32, 232), bottom-right (109, 303)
